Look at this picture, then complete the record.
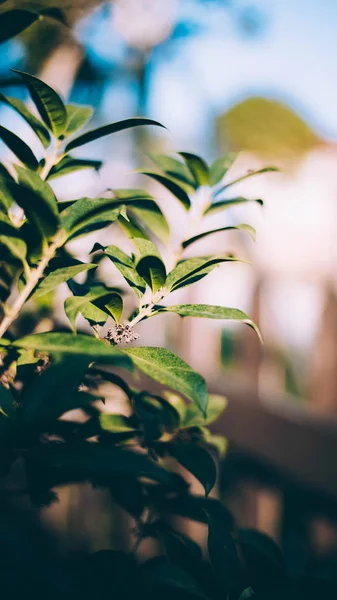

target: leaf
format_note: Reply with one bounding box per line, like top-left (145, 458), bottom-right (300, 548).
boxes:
top-left (99, 413), bottom-right (139, 434)
top-left (127, 201), bottom-right (170, 245)
top-left (12, 70), bottom-right (67, 138)
top-left (0, 125), bottom-right (38, 169)
top-left (65, 118), bottom-right (165, 152)
top-left (0, 9), bottom-right (38, 44)
top-left (0, 93), bottom-right (51, 148)
top-left (135, 393), bottom-right (180, 440)
top-left (35, 442), bottom-right (174, 485)
top-left (168, 442), bottom-right (217, 496)
top-left (154, 304), bottom-right (262, 342)
top-left (81, 302), bottom-right (108, 327)
top-left (95, 244), bottom-right (146, 298)
top-left (47, 156), bottom-right (102, 180)
top-left (122, 347), bottom-right (208, 416)
top-left (137, 171), bottom-right (191, 210)
top-left (0, 384), bottom-right (15, 417)
top-left (237, 529), bottom-right (284, 571)
top-left (204, 197), bottom-right (263, 216)
top-left (14, 166), bottom-right (60, 239)
top-left (0, 213), bottom-right (27, 265)
top-left (62, 104), bottom-right (93, 138)
top-left (37, 7), bottom-right (68, 26)
top-left (110, 476), bottom-right (145, 518)
top-left (165, 256), bottom-right (243, 292)
top-left (133, 238), bottom-right (166, 294)
top-left (99, 293), bottom-right (123, 324)
top-left (213, 166), bottom-right (278, 197)
top-left (12, 332), bottom-right (132, 369)
top-left (31, 263), bottom-right (97, 300)
top-left (162, 494), bottom-right (234, 529)
top-left (209, 153), bottom-right (238, 187)
top-left (182, 394), bottom-right (227, 428)
top-left (207, 517), bottom-right (241, 592)
top-left (182, 224), bottom-right (256, 248)
top-left (142, 560), bottom-right (207, 599)
top-left (60, 197), bottom-right (122, 238)
top-left (0, 164), bottom-right (15, 211)
top-left (178, 152), bottom-right (209, 186)
top-left (148, 152), bottom-right (196, 189)
top-left (64, 287), bottom-right (119, 331)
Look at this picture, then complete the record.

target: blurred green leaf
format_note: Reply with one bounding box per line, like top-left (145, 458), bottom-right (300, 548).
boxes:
top-left (0, 164), bottom-right (15, 211)
top-left (0, 9), bottom-right (38, 44)
top-left (204, 197), bottom-right (263, 216)
top-left (209, 153), bottom-right (238, 187)
top-left (182, 394), bottom-right (227, 428)
top-left (179, 152), bottom-right (209, 187)
top-left (0, 384), bottom-right (15, 417)
top-left (182, 224), bottom-right (256, 248)
top-left (214, 167), bottom-right (278, 198)
top-left (99, 413), bottom-right (139, 434)
top-left (137, 171), bottom-right (191, 210)
top-left (62, 104), bottom-right (93, 138)
top-left (47, 156), bottom-right (102, 180)
top-left (148, 152), bottom-right (196, 190)
top-left (0, 213), bottom-right (27, 265)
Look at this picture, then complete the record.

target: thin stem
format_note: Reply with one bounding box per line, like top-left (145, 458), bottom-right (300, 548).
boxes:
top-left (0, 233), bottom-right (63, 340)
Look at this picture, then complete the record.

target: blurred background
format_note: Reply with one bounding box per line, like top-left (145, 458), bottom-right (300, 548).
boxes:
top-left (2, 0), bottom-right (337, 574)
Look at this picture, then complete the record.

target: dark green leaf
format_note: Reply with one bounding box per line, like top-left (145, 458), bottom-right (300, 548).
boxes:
top-left (154, 304), bottom-right (262, 342)
top-left (47, 156), bottom-right (102, 180)
top-left (142, 560), bottom-right (207, 599)
top-left (168, 442), bottom-right (217, 496)
top-left (182, 394), bottom-right (226, 428)
top-left (237, 529), bottom-right (284, 571)
top-left (31, 262), bottom-right (97, 300)
top-left (207, 516), bottom-right (241, 592)
top-left (37, 7), bottom-right (68, 26)
top-left (65, 118), bottom-right (165, 152)
top-left (204, 197), bottom-right (263, 216)
top-left (122, 347), bottom-right (208, 416)
top-left (95, 244), bottom-right (146, 298)
top-left (0, 93), bottom-right (50, 148)
top-left (62, 104), bottom-right (93, 138)
top-left (209, 153), bottom-right (238, 187)
top-left (213, 166), bottom-right (278, 197)
top-left (182, 224), bottom-right (256, 248)
top-left (0, 163), bottom-right (15, 211)
top-left (162, 495), bottom-right (234, 529)
top-left (0, 125), bottom-right (38, 169)
top-left (133, 238), bottom-right (166, 294)
top-left (179, 152), bottom-right (209, 186)
top-left (14, 166), bottom-right (60, 239)
top-left (12, 70), bottom-right (67, 138)
top-left (110, 476), bottom-right (145, 518)
top-left (0, 384), bottom-right (15, 417)
top-left (12, 332), bottom-right (132, 369)
top-left (137, 171), bottom-right (191, 210)
top-left (0, 9), bottom-right (38, 44)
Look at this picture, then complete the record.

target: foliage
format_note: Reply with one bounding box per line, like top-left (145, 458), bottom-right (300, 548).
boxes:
top-left (0, 69), bottom-right (291, 600)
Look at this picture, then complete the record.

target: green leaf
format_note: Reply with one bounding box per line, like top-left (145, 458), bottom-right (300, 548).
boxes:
top-left (165, 256), bottom-right (243, 292)
top-left (47, 156), bottom-right (102, 180)
top-left (31, 262), bottom-right (97, 300)
top-left (99, 293), bottom-right (123, 324)
top-left (133, 238), bottom-right (166, 294)
top-left (0, 9), bottom-right (38, 44)
top-left (99, 413), bottom-right (139, 434)
top-left (36, 442), bottom-right (174, 485)
top-left (14, 166), bottom-right (60, 239)
top-left (142, 561), bottom-right (207, 599)
top-left (0, 164), bottom-right (15, 211)
top-left (95, 244), bottom-right (146, 298)
top-left (214, 166), bottom-right (278, 197)
top-left (162, 494), bottom-right (233, 528)
top-left (37, 7), bottom-right (68, 26)
top-left (154, 304), bottom-right (262, 342)
top-left (137, 171), bottom-right (191, 210)
top-left (168, 442), bottom-right (217, 496)
top-left (0, 384), bottom-right (15, 417)
top-left (81, 302), bottom-right (108, 327)
top-left (182, 394), bottom-right (227, 428)
top-left (65, 118), bottom-right (165, 152)
top-left (0, 93), bottom-right (51, 148)
top-left (12, 332), bottom-right (132, 369)
top-left (62, 104), bottom-right (93, 138)
top-left (127, 201), bottom-right (170, 245)
top-left (207, 517), bottom-right (240, 591)
top-left (209, 153), bottom-right (238, 187)
top-left (238, 587), bottom-right (255, 600)
top-left (60, 197), bottom-right (122, 238)
top-left (204, 197), bottom-right (263, 216)
top-left (12, 70), bottom-right (67, 138)
top-left (178, 152), bottom-right (209, 187)
top-left (148, 152), bottom-right (196, 189)
top-left (182, 224), bottom-right (256, 248)
top-left (0, 213), bottom-right (27, 264)
top-left (122, 347), bottom-right (208, 416)
top-left (237, 529), bottom-right (284, 571)
top-left (0, 125), bottom-right (38, 169)
top-left (135, 393), bottom-right (180, 440)
top-left (64, 286), bottom-right (118, 331)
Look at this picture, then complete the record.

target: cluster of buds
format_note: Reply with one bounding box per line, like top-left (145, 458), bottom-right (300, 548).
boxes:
top-left (105, 324), bottom-right (139, 345)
